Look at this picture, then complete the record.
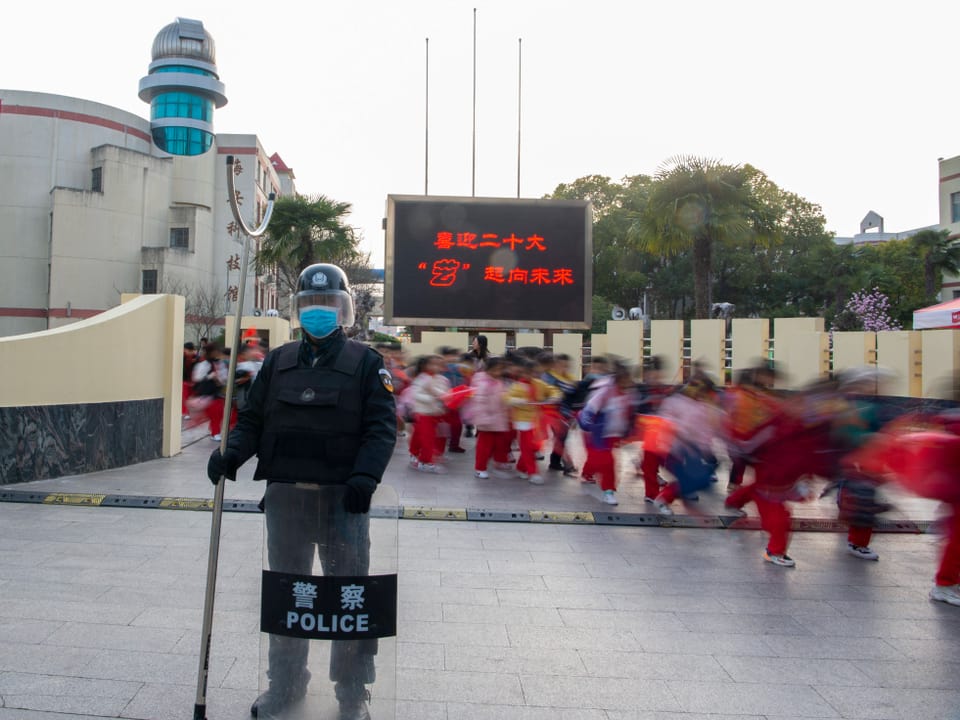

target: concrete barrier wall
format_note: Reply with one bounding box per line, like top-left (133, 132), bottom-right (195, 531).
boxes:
top-left (0, 294), bottom-right (184, 484)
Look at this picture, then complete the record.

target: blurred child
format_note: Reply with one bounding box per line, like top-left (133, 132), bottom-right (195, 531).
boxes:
top-left (578, 360), bottom-right (638, 505)
top-left (540, 352), bottom-right (578, 474)
top-left (409, 354), bottom-right (450, 473)
top-left (467, 357), bottom-right (512, 478)
top-left (653, 375), bottom-right (725, 516)
top-left (505, 357), bottom-right (558, 484)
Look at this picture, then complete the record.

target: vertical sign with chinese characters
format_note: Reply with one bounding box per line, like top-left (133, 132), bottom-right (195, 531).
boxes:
top-left (384, 195), bottom-right (592, 329)
top-left (260, 570), bottom-right (398, 640)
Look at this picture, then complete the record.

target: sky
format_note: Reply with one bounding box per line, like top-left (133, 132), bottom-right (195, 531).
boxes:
top-left (4, 1), bottom-right (958, 268)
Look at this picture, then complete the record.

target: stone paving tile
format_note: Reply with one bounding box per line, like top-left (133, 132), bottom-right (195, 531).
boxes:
top-left (400, 583), bottom-right (499, 606)
top-left (558, 607), bottom-right (688, 633)
top-left (0, 642), bottom-right (100, 675)
top-left (666, 679), bottom-right (840, 717)
top-left (675, 611), bottom-right (813, 636)
top-left (0, 672), bottom-right (139, 717)
top-left (505, 624), bottom-right (643, 652)
top-left (443, 644), bottom-right (586, 675)
top-left (398, 641), bottom-right (445, 671)
top-left (397, 699), bottom-right (448, 719)
top-left (813, 685), bottom-right (960, 720)
top-left (400, 620), bottom-right (511, 648)
top-left (577, 649), bottom-right (732, 683)
top-left (519, 674), bottom-right (681, 712)
top-left (442, 602), bottom-right (564, 626)
top-left (78, 647), bottom-right (229, 686)
top-left (759, 635), bottom-right (907, 661)
top-left (43, 622), bottom-right (185, 653)
top-left (791, 614), bottom-right (960, 640)
top-left (121, 681), bottom-right (253, 720)
top-left (447, 703), bottom-right (608, 719)
top-left (399, 667), bottom-right (524, 704)
top-left (496, 588), bottom-right (614, 610)
top-left (0, 618), bottom-right (60, 644)
top-left (399, 599), bottom-right (443, 622)
top-left (128, 606), bottom-right (259, 633)
top-left (713, 654), bottom-right (872, 686)
top-left (849, 658), bottom-right (960, 690)
top-left (0, 711), bottom-right (106, 720)
top-left (636, 630), bottom-right (779, 658)
top-left (882, 636), bottom-right (960, 662)
top-left (440, 571), bottom-right (548, 591)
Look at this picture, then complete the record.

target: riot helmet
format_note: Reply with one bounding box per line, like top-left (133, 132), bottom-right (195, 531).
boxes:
top-left (293, 263), bottom-right (355, 338)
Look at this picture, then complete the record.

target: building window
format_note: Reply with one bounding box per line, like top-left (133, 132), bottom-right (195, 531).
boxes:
top-left (952, 192), bottom-right (960, 224)
top-left (91, 167), bottom-right (103, 192)
top-left (169, 227), bottom-right (190, 249)
top-left (142, 269), bottom-right (158, 294)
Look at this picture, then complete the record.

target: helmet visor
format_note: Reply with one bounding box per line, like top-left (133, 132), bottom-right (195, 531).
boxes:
top-left (293, 290), bottom-right (355, 329)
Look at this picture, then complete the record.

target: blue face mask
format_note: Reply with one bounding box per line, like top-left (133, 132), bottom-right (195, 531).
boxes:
top-left (300, 306), bottom-right (339, 339)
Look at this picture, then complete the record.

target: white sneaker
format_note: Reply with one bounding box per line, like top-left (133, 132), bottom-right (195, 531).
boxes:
top-left (211, 434), bottom-right (221, 442)
top-left (929, 584), bottom-right (960, 607)
top-left (418, 462), bottom-right (445, 474)
top-left (518, 472), bottom-right (529, 480)
top-left (602, 490), bottom-right (618, 505)
top-left (475, 470), bottom-right (489, 479)
top-left (847, 543), bottom-right (879, 561)
top-left (653, 499), bottom-right (673, 516)
top-left (764, 551), bottom-right (796, 568)
top-left (528, 474), bottom-right (544, 485)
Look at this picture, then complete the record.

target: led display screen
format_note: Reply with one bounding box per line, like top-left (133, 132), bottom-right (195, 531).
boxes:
top-left (384, 195), bottom-right (592, 329)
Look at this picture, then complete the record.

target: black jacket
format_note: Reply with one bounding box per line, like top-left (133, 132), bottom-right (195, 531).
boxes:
top-left (225, 329), bottom-right (396, 485)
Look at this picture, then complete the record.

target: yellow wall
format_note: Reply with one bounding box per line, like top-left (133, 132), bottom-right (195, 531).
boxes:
top-left (0, 294), bottom-right (184, 456)
top-left (553, 333), bottom-right (583, 379)
top-left (877, 331), bottom-right (922, 398)
top-left (921, 329), bottom-right (960, 399)
top-left (650, 320), bottom-right (684, 384)
top-left (605, 320), bottom-right (643, 366)
top-left (833, 332), bottom-right (877, 375)
top-left (731, 318), bottom-right (769, 373)
top-left (690, 319), bottom-right (726, 382)
top-left (223, 315), bottom-right (292, 351)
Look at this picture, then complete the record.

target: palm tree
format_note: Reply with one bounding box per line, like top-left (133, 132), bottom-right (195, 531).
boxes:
top-left (909, 228), bottom-right (960, 299)
top-left (257, 193), bottom-right (364, 304)
top-left (628, 156), bottom-right (768, 318)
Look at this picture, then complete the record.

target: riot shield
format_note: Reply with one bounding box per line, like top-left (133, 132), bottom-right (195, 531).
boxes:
top-left (257, 483), bottom-right (398, 720)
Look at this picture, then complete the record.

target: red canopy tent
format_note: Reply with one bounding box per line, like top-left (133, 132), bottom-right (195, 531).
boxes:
top-left (913, 297), bottom-right (960, 329)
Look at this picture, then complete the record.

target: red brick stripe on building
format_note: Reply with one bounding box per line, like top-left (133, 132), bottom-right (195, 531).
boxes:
top-left (941, 172), bottom-right (960, 183)
top-left (0, 307), bottom-right (102, 319)
top-left (217, 147), bottom-right (258, 155)
top-left (0, 103), bottom-right (152, 144)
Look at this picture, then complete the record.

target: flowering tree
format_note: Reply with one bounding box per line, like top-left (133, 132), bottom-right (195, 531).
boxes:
top-left (831, 287), bottom-right (902, 332)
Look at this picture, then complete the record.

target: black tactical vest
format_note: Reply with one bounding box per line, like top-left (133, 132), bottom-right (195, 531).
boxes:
top-left (254, 340), bottom-right (368, 484)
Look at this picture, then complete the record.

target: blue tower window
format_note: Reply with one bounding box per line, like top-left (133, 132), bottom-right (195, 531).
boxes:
top-left (151, 92), bottom-right (213, 122)
top-left (154, 65), bottom-right (216, 77)
top-left (152, 127), bottom-right (213, 156)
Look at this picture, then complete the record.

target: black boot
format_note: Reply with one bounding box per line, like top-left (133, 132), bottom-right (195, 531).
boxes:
top-left (337, 686), bottom-right (371, 720)
top-left (548, 452), bottom-right (564, 471)
top-left (250, 683), bottom-right (308, 717)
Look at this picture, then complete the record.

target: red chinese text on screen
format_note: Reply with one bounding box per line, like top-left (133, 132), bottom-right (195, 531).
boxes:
top-left (434, 231), bottom-right (547, 252)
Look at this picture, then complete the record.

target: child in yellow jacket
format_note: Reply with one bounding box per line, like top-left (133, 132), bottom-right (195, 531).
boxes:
top-left (505, 357), bottom-right (561, 484)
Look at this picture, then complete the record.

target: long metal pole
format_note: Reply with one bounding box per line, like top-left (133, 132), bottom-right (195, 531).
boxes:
top-left (471, 7), bottom-right (477, 197)
top-left (425, 37), bottom-right (429, 196)
top-left (516, 37), bottom-right (522, 199)
top-left (193, 156), bottom-right (274, 720)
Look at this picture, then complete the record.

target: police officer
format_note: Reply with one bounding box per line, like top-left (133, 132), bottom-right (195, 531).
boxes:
top-left (207, 263), bottom-right (396, 720)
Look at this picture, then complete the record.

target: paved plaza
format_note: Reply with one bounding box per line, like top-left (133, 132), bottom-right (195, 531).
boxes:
top-left (1, 427), bottom-right (959, 719)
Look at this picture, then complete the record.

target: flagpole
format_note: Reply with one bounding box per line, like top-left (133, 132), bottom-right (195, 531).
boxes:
top-left (425, 37), bottom-right (429, 196)
top-left (471, 7), bottom-right (477, 197)
top-left (516, 37), bottom-right (522, 199)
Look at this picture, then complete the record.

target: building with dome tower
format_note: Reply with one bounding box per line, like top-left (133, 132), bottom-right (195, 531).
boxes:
top-left (0, 18), bottom-right (294, 338)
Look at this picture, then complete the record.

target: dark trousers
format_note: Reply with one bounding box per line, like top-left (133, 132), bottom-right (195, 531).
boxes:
top-left (263, 483), bottom-right (375, 696)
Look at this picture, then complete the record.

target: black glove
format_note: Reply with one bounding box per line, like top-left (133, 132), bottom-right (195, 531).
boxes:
top-left (207, 448), bottom-right (241, 485)
top-left (343, 475), bottom-right (378, 514)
